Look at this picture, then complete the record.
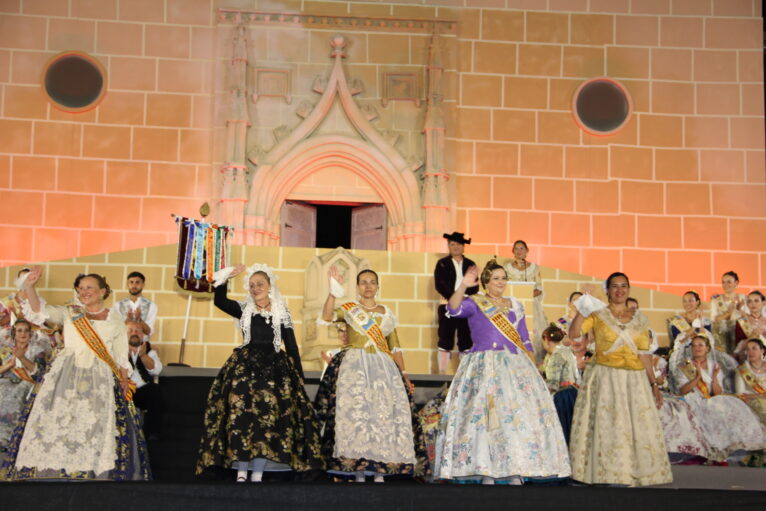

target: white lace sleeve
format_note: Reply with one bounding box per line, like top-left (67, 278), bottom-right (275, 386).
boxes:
top-left (20, 296), bottom-right (49, 326)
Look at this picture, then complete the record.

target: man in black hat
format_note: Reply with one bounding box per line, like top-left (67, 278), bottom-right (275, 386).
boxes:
top-left (434, 232), bottom-right (479, 373)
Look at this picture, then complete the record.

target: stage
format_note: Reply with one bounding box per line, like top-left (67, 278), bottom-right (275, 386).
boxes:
top-left (2, 368), bottom-right (766, 510)
top-left (2, 468), bottom-right (766, 511)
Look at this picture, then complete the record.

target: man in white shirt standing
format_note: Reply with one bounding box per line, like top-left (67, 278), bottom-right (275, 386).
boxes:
top-left (127, 321), bottom-right (163, 439)
top-left (116, 271), bottom-right (158, 343)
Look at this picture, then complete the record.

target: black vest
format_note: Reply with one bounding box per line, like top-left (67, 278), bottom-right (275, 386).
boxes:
top-left (130, 341), bottom-right (153, 384)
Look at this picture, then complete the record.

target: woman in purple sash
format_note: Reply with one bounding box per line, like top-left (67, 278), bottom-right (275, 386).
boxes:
top-left (434, 259), bottom-right (570, 485)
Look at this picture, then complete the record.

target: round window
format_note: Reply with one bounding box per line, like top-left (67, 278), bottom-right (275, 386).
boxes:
top-left (572, 78), bottom-right (631, 136)
top-left (43, 52), bottom-right (106, 112)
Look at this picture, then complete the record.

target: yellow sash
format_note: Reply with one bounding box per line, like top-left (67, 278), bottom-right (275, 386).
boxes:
top-left (68, 305), bottom-right (135, 401)
top-left (669, 315), bottom-right (691, 336)
top-left (680, 362), bottom-right (711, 399)
top-left (739, 364), bottom-right (766, 395)
top-left (470, 295), bottom-right (535, 365)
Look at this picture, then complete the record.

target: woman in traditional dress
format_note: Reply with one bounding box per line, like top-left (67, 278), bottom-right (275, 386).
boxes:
top-left (0, 268), bottom-right (56, 351)
top-left (710, 271), bottom-right (747, 354)
top-left (568, 273), bottom-right (672, 486)
top-left (434, 260), bottom-right (570, 485)
top-left (675, 334), bottom-right (766, 461)
top-left (196, 263), bottom-right (324, 482)
top-left (732, 291), bottom-right (766, 364)
top-left (736, 338), bottom-right (766, 426)
top-left (657, 342), bottom-right (714, 464)
top-left (735, 338), bottom-right (766, 467)
top-left (668, 291), bottom-right (738, 394)
top-left (541, 324), bottom-right (580, 445)
top-left (314, 267), bottom-right (425, 482)
top-left (0, 269), bottom-right (150, 481)
top-left (504, 240), bottom-right (547, 364)
top-left (0, 320), bottom-right (47, 450)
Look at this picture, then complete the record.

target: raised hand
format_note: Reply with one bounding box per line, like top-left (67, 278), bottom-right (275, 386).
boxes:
top-left (582, 283), bottom-right (599, 296)
top-left (24, 266), bottom-right (43, 288)
top-left (229, 264), bottom-right (247, 278)
top-left (329, 266), bottom-right (344, 285)
top-left (462, 265), bottom-right (478, 288)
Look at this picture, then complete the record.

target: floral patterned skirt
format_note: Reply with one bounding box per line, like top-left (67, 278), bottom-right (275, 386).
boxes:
top-left (195, 343), bottom-right (324, 475)
top-left (0, 379), bottom-right (34, 449)
top-left (434, 349), bottom-right (571, 481)
top-left (0, 354), bottom-right (150, 481)
top-left (570, 364), bottom-right (672, 486)
top-left (659, 394), bottom-right (715, 461)
top-left (314, 349), bottom-right (428, 477)
top-left (683, 392), bottom-right (766, 458)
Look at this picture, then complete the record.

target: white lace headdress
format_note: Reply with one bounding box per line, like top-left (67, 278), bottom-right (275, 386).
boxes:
top-left (214, 263), bottom-right (291, 352)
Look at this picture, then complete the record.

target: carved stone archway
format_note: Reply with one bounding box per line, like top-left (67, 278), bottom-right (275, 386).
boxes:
top-left (243, 35), bottom-right (425, 251)
top-left (216, 14), bottom-right (453, 252)
top-left (245, 135), bottom-right (424, 249)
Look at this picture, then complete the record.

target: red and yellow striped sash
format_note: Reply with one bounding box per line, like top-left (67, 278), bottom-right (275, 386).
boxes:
top-left (69, 306), bottom-right (135, 400)
top-left (11, 366), bottom-right (35, 384)
top-left (341, 302), bottom-right (392, 358)
top-left (680, 362), bottom-right (712, 399)
top-left (471, 295), bottom-right (535, 365)
top-left (739, 364), bottom-right (766, 395)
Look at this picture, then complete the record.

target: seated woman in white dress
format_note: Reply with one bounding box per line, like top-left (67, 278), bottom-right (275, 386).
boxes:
top-left (0, 268), bottom-right (150, 481)
top-left (674, 334), bottom-right (766, 462)
top-left (735, 338), bottom-right (766, 467)
top-left (669, 291), bottom-right (738, 394)
top-left (0, 320), bottom-right (47, 451)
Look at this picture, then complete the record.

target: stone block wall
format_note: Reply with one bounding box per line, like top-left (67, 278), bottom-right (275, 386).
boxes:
top-left (1, 243), bottom-right (692, 373)
top-left (0, 0), bottom-right (764, 301)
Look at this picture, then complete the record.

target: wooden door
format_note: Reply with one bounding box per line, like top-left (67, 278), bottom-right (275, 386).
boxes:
top-left (280, 200), bottom-right (317, 248)
top-left (351, 204), bottom-right (386, 250)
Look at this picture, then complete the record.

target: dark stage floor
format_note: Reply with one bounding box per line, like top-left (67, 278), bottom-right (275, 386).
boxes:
top-left (2, 478), bottom-right (766, 511)
top-left (2, 368), bottom-right (766, 510)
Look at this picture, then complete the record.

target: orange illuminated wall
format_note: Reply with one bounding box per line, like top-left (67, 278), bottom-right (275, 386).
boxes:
top-left (0, 0), bottom-right (764, 300)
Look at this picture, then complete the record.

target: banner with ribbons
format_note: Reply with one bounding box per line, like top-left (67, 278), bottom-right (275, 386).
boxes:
top-left (175, 216), bottom-right (234, 293)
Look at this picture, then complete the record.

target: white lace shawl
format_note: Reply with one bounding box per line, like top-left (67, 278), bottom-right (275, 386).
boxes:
top-left (214, 264), bottom-right (292, 352)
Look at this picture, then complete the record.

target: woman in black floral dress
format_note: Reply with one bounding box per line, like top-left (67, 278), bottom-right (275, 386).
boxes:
top-left (195, 263), bottom-right (324, 482)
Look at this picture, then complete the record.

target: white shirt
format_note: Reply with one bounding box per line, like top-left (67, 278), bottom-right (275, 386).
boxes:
top-left (452, 257), bottom-right (464, 292)
top-left (116, 297), bottom-right (157, 342)
top-left (129, 349), bottom-right (163, 388)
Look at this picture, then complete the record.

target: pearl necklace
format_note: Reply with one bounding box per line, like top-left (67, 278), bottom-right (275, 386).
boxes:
top-left (85, 307), bottom-right (107, 316)
top-left (360, 302), bottom-right (379, 311)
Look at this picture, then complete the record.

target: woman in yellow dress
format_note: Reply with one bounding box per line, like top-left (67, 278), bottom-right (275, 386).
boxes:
top-left (568, 272), bottom-right (672, 486)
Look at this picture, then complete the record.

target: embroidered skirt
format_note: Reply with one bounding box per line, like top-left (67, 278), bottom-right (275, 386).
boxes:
top-left (0, 352), bottom-right (150, 480)
top-left (314, 348), bottom-right (428, 477)
top-left (683, 392), bottom-right (766, 458)
top-left (658, 394), bottom-right (714, 461)
top-left (195, 342), bottom-right (324, 475)
top-left (570, 364), bottom-right (672, 486)
top-left (434, 349), bottom-right (571, 481)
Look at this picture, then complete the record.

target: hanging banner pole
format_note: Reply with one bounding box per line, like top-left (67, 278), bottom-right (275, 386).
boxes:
top-left (171, 203), bottom-right (234, 367)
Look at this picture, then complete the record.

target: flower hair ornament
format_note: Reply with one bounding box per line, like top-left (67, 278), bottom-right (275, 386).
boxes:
top-left (213, 264), bottom-right (291, 352)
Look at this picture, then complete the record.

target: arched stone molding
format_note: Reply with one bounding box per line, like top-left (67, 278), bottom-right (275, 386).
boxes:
top-left (244, 135), bottom-right (424, 250)
top-left (243, 34), bottom-right (426, 252)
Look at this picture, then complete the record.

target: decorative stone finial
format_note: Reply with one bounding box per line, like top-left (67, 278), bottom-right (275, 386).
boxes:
top-left (329, 34), bottom-right (347, 58)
